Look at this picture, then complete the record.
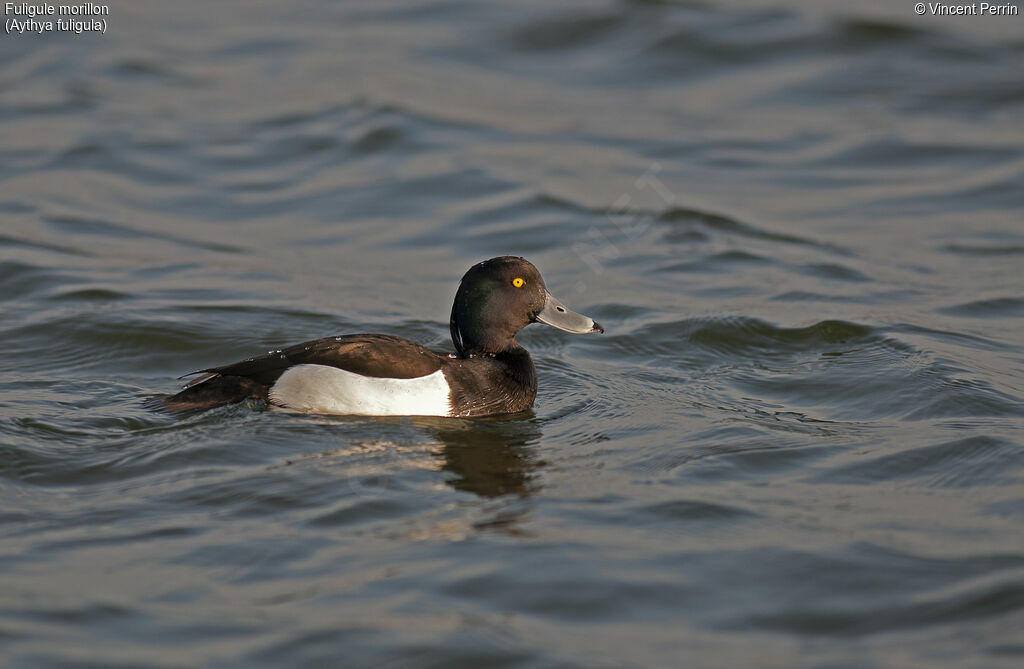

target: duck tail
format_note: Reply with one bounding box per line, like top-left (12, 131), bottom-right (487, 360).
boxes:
top-left (145, 374), bottom-right (267, 414)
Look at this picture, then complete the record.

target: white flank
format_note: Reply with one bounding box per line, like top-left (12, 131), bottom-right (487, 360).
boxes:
top-left (268, 364), bottom-right (452, 416)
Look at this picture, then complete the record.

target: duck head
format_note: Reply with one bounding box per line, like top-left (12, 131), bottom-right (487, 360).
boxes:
top-left (449, 256), bottom-right (603, 356)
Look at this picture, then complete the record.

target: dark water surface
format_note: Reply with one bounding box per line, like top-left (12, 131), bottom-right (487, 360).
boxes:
top-left (2, 1), bottom-right (1023, 666)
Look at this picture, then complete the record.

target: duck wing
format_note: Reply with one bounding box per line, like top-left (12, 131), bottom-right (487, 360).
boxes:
top-left (194, 334), bottom-right (444, 385)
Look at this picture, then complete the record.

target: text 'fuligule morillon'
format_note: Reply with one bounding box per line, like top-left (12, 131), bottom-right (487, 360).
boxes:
top-left (4, 3), bottom-right (110, 16)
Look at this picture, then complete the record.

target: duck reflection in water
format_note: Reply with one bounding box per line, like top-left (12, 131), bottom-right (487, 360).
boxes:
top-left (422, 415), bottom-right (544, 500)
top-left (287, 413), bottom-right (544, 533)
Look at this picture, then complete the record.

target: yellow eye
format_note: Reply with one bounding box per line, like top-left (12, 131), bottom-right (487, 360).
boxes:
top-left (512, 277), bottom-right (525, 288)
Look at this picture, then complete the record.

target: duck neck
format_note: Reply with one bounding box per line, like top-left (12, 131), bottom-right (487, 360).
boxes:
top-left (457, 339), bottom-right (523, 358)
top-left (497, 345), bottom-right (537, 388)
